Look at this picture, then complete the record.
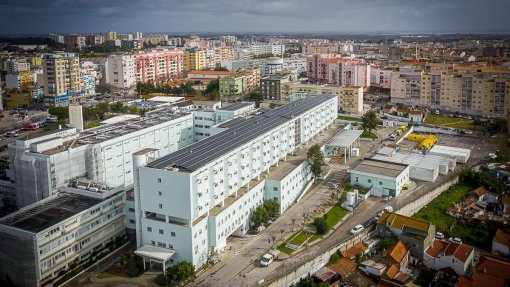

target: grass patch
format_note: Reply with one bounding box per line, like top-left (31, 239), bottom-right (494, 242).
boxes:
top-left (324, 205), bottom-right (349, 229)
top-left (288, 231), bottom-right (310, 246)
top-left (97, 270), bottom-right (126, 279)
top-left (337, 115), bottom-right (362, 122)
top-left (344, 183), bottom-right (369, 194)
top-left (85, 119), bottom-right (101, 129)
top-left (277, 244), bottom-right (295, 255)
top-left (425, 114), bottom-right (480, 130)
top-left (361, 130), bottom-right (378, 139)
top-left (413, 184), bottom-right (473, 231)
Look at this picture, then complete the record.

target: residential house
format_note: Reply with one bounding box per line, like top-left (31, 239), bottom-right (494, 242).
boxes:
top-left (380, 264), bottom-right (413, 287)
top-left (492, 229), bottom-right (510, 256)
top-left (458, 255), bottom-right (510, 287)
top-left (386, 240), bottom-right (410, 269)
top-left (424, 239), bottom-right (475, 275)
top-left (376, 212), bottom-right (436, 259)
top-left (359, 260), bottom-right (387, 277)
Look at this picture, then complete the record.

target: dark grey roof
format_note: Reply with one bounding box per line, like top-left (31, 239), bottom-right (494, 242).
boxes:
top-left (148, 95), bottom-right (333, 171)
top-left (0, 193), bottom-right (101, 233)
top-left (218, 102), bottom-right (254, 111)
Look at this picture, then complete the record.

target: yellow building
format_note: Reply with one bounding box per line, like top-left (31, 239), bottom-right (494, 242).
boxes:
top-left (29, 56), bottom-right (43, 67)
top-left (281, 83), bottom-right (363, 114)
top-left (4, 89), bottom-right (33, 108)
top-left (6, 71), bottom-right (34, 89)
top-left (184, 48), bottom-right (206, 71)
top-left (105, 31), bottom-right (118, 41)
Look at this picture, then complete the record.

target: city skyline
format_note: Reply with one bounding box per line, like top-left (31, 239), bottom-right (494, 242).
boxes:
top-left (0, 0), bottom-right (509, 34)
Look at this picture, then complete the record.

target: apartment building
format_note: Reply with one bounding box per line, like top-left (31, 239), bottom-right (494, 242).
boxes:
top-left (80, 66), bottom-right (97, 95)
top-left (219, 68), bottom-right (260, 98)
top-left (0, 191), bottom-right (125, 287)
top-left (307, 54), bottom-right (371, 89)
top-left (370, 67), bottom-right (393, 90)
top-left (85, 34), bottom-right (104, 46)
top-left (6, 58), bottom-right (31, 74)
top-left (281, 82), bottom-right (364, 114)
top-left (48, 33), bottom-right (64, 44)
top-left (5, 71), bottom-right (35, 89)
top-left (222, 57), bottom-right (306, 77)
top-left (135, 49), bottom-right (184, 82)
top-left (184, 48), bottom-right (206, 71)
top-left (133, 95), bottom-right (338, 268)
top-left (248, 44), bottom-right (284, 56)
top-left (8, 108), bottom-right (194, 208)
top-left (106, 54), bottom-right (137, 89)
top-left (390, 71), bottom-right (422, 105)
top-left (64, 34), bottom-right (86, 48)
top-left (42, 52), bottom-right (83, 107)
top-left (105, 31), bottom-right (118, 41)
top-left (260, 70), bottom-right (299, 101)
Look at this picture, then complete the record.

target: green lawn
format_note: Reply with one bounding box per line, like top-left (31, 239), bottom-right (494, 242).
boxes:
top-left (361, 130), bottom-right (378, 139)
top-left (424, 114), bottom-right (480, 131)
top-left (413, 184), bottom-right (473, 231)
top-left (337, 115), bottom-right (363, 122)
top-left (344, 184), bottom-right (369, 194)
top-left (85, 119), bottom-right (101, 129)
top-left (412, 183), bottom-right (492, 248)
top-left (324, 205), bottom-right (350, 229)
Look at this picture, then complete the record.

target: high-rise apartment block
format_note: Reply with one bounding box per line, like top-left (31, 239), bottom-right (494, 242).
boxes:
top-left (184, 48), bottom-right (206, 71)
top-left (307, 54), bottom-right (370, 88)
top-left (106, 54), bottom-right (137, 88)
top-left (219, 68), bottom-right (260, 98)
top-left (42, 52), bottom-right (83, 107)
top-left (105, 31), bottom-right (118, 41)
top-left (135, 49), bottom-right (183, 82)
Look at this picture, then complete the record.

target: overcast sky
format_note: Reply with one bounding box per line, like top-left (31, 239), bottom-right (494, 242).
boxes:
top-left (0, 0), bottom-right (509, 34)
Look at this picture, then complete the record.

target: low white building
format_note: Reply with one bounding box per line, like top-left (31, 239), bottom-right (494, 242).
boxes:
top-left (424, 239), bottom-right (475, 276)
top-left (349, 159), bottom-right (410, 198)
top-left (428, 145), bottom-right (470, 164)
top-left (0, 190), bottom-right (126, 287)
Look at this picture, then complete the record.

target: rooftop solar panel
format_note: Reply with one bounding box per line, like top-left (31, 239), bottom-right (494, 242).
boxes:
top-left (147, 95), bottom-right (334, 171)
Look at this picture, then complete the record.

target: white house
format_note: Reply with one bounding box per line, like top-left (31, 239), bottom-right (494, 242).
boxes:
top-left (492, 229), bottom-right (510, 256)
top-left (424, 239), bottom-right (475, 276)
top-left (349, 159), bottom-right (410, 198)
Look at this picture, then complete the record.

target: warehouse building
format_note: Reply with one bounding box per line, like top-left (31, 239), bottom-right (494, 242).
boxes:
top-left (428, 145), bottom-right (471, 164)
top-left (133, 95), bottom-right (338, 268)
top-left (349, 159), bottom-right (410, 198)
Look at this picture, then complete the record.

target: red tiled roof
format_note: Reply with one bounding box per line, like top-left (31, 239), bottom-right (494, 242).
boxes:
top-left (473, 186), bottom-right (488, 197)
top-left (459, 255), bottom-right (510, 287)
top-left (385, 264), bottom-right (399, 279)
top-left (502, 195), bottom-right (510, 205)
top-left (394, 272), bottom-right (410, 283)
top-left (425, 239), bottom-right (449, 258)
top-left (493, 229), bottom-right (510, 248)
top-left (426, 239), bottom-right (473, 263)
top-left (341, 242), bottom-right (368, 259)
top-left (187, 70), bottom-right (234, 75)
top-left (387, 240), bottom-right (409, 264)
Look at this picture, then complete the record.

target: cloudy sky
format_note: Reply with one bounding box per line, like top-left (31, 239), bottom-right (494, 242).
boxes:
top-left (0, 0), bottom-right (509, 34)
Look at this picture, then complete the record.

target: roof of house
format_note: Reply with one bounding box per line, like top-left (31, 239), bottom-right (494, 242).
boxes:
top-left (341, 242), bottom-right (368, 259)
top-left (387, 240), bottom-right (410, 264)
top-left (425, 239), bottom-right (474, 263)
top-left (493, 229), bottom-right (510, 248)
top-left (473, 186), bottom-right (489, 197)
top-left (385, 264), bottom-right (399, 279)
top-left (460, 255), bottom-right (510, 287)
top-left (377, 212), bottom-right (431, 233)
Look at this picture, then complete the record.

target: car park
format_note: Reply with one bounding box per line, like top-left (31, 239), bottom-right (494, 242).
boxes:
top-left (350, 224), bottom-right (364, 235)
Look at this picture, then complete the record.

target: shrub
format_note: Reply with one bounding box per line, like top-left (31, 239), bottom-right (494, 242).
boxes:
top-left (329, 252), bottom-right (340, 264)
top-left (313, 217), bottom-right (328, 234)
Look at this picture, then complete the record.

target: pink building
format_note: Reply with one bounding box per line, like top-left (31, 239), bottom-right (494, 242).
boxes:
top-left (307, 54), bottom-right (371, 89)
top-left (135, 49), bottom-right (183, 82)
top-left (370, 67), bottom-right (393, 90)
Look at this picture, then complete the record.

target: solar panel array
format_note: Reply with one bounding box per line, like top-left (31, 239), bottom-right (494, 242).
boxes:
top-left (148, 95), bottom-right (334, 171)
top-left (218, 102), bottom-right (254, 111)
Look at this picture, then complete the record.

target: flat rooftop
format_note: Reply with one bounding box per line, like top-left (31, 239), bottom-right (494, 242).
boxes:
top-left (327, 129), bottom-right (363, 148)
top-left (217, 102), bottom-right (254, 111)
top-left (267, 158), bottom-right (306, 181)
top-left (0, 193), bottom-right (101, 233)
top-left (351, 159), bottom-right (408, 178)
top-left (148, 96), bottom-right (334, 172)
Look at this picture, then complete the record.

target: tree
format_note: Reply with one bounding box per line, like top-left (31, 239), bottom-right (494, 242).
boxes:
top-left (205, 79), bottom-right (219, 95)
top-left (128, 106), bottom-right (140, 114)
top-left (263, 200), bottom-right (280, 219)
top-left (361, 110), bottom-right (379, 134)
top-left (313, 217), bottom-right (328, 234)
top-left (48, 107), bottom-right (69, 119)
top-left (167, 261), bottom-right (195, 282)
top-left (251, 205), bottom-right (270, 227)
top-left (248, 92), bottom-right (263, 107)
top-left (307, 144), bottom-right (326, 179)
top-left (378, 237), bottom-right (397, 251)
top-left (214, 66), bottom-right (229, 71)
top-left (209, 90), bottom-right (220, 101)
top-left (110, 101), bottom-right (125, 113)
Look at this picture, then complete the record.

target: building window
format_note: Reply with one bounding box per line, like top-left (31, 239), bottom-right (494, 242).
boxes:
top-left (159, 229), bottom-right (164, 235)
top-left (171, 232), bottom-right (176, 237)
top-left (379, 181), bottom-right (383, 185)
top-left (368, 179), bottom-right (372, 183)
top-left (151, 240), bottom-right (155, 245)
top-left (158, 178), bottom-right (162, 183)
top-left (355, 177), bottom-right (358, 182)
top-left (147, 227), bottom-right (152, 232)
top-left (159, 204), bottom-right (163, 209)
top-left (273, 187), bottom-right (278, 191)
top-left (158, 191), bottom-right (162, 196)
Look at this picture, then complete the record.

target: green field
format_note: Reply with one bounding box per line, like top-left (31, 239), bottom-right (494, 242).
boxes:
top-left (424, 114), bottom-right (480, 130)
top-left (413, 183), bottom-right (492, 247)
top-left (337, 115), bottom-right (363, 122)
top-left (324, 205), bottom-right (349, 229)
top-left (361, 130), bottom-right (378, 139)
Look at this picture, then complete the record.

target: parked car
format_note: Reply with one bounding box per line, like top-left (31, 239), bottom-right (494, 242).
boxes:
top-left (435, 110), bottom-right (440, 115)
top-left (435, 232), bottom-right (445, 239)
top-left (260, 253), bottom-right (274, 267)
top-left (383, 206), bottom-right (394, 213)
top-left (374, 211), bottom-right (384, 220)
top-left (350, 224), bottom-right (364, 235)
top-left (390, 134), bottom-right (397, 140)
top-left (448, 237), bottom-right (462, 244)
top-left (6, 131), bottom-right (19, 137)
